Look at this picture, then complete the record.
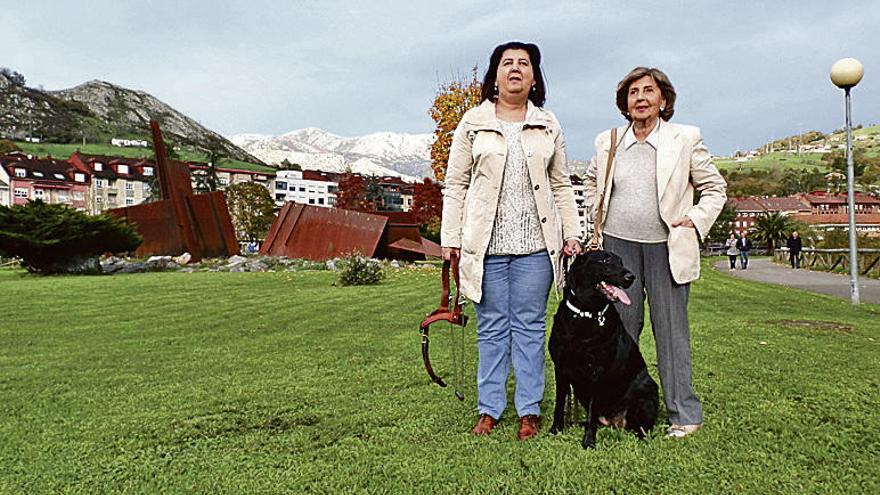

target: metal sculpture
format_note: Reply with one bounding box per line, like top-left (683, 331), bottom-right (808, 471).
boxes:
top-left (107, 121), bottom-right (239, 261)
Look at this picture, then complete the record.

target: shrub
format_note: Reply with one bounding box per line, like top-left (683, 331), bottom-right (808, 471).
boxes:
top-left (0, 200), bottom-right (142, 274)
top-left (338, 252), bottom-right (385, 286)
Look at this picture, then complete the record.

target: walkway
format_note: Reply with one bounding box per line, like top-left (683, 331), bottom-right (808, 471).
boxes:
top-left (713, 257), bottom-right (880, 305)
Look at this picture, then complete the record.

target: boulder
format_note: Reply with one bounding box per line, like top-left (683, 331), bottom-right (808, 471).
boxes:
top-left (173, 252), bottom-right (192, 265)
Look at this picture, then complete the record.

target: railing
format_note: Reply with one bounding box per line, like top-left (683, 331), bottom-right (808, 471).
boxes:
top-left (774, 247), bottom-right (880, 277)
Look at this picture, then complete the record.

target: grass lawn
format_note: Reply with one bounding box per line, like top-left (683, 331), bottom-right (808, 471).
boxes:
top-left (715, 152), bottom-right (829, 172)
top-left (12, 141), bottom-right (275, 174)
top-left (1, 260), bottom-right (878, 493)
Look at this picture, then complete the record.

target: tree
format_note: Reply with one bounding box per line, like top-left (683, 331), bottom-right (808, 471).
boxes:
top-left (364, 176), bottom-right (384, 211)
top-left (0, 200), bottom-right (141, 274)
top-left (411, 178), bottom-right (443, 225)
top-left (336, 171), bottom-right (367, 211)
top-left (279, 159), bottom-right (302, 171)
top-left (428, 67), bottom-right (482, 181)
top-left (751, 211), bottom-right (795, 253)
top-left (705, 201), bottom-right (737, 244)
top-left (224, 182), bottom-right (276, 242)
top-left (0, 140), bottom-right (21, 155)
top-left (0, 67), bottom-right (26, 87)
top-left (193, 150), bottom-right (221, 193)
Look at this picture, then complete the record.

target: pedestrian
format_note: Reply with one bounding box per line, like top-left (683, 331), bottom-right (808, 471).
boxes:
top-left (584, 66), bottom-right (727, 438)
top-left (786, 231), bottom-right (802, 269)
top-left (725, 232), bottom-right (739, 270)
top-left (736, 232), bottom-right (752, 269)
top-left (440, 41), bottom-right (582, 441)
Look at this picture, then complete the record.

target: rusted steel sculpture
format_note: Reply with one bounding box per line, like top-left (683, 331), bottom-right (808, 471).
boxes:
top-left (259, 203), bottom-right (441, 261)
top-left (108, 121), bottom-right (239, 261)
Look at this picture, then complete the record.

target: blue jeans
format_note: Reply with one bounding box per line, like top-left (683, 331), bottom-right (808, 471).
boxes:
top-left (473, 251), bottom-right (553, 419)
top-left (739, 251), bottom-right (749, 269)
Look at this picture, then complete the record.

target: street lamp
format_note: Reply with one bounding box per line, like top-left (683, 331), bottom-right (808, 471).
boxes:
top-left (830, 57), bottom-right (864, 305)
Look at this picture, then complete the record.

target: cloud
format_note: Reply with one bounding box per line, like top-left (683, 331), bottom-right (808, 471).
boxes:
top-left (3, 0), bottom-right (878, 158)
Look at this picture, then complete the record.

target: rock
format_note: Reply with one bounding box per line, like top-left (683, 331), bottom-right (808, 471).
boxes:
top-left (166, 262), bottom-right (180, 270)
top-left (179, 267), bottom-right (195, 273)
top-left (147, 255), bottom-right (172, 268)
top-left (390, 260), bottom-right (400, 268)
top-left (119, 261), bottom-right (150, 273)
top-left (326, 260), bottom-right (338, 271)
top-left (228, 255), bottom-right (247, 264)
top-left (173, 252), bottom-right (192, 265)
top-left (61, 257), bottom-right (101, 274)
top-left (247, 261), bottom-right (269, 272)
top-left (229, 265), bottom-right (245, 273)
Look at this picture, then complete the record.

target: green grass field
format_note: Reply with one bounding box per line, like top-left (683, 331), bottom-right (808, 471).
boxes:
top-left (715, 152), bottom-right (829, 172)
top-left (1, 260), bottom-right (878, 493)
top-left (12, 141), bottom-right (275, 174)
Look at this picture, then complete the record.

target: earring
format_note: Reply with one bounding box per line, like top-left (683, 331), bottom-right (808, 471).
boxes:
top-left (660, 107), bottom-right (665, 112)
top-left (531, 85), bottom-right (536, 93)
top-left (494, 83), bottom-right (498, 93)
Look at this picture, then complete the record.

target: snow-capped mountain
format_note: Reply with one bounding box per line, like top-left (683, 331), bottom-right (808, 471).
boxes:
top-left (230, 128), bottom-right (433, 181)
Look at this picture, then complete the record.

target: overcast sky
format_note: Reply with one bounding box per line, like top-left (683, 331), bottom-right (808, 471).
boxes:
top-left (4, 0), bottom-right (878, 159)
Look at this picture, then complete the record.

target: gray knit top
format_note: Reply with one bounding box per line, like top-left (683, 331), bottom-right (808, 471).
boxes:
top-left (486, 120), bottom-right (546, 255)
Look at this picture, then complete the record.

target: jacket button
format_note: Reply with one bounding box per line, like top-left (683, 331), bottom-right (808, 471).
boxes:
top-left (534, 184), bottom-right (540, 190)
top-left (527, 151), bottom-right (533, 157)
top-left (541, 217), bottom-right (546, 223)
top-left (550, 250), bottom-right (555, 255)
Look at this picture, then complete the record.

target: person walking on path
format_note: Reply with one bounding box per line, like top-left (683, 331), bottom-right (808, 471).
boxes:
top-left (584, 67), bottom-right (727, 439)
top-left (786, 231), bottom-right (803, 269)
top-left (441, 41), bottom-right (582, 441)
top-left (724, 233), bottom-right (739, 270)
top-left (736, 233), bottom-right (752, 269)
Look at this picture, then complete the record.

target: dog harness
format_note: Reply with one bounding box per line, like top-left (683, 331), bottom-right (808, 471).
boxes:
top-left (565, 299), bottom-right (611, 327)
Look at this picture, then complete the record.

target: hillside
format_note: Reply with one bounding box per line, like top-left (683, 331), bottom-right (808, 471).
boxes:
top-left (716, 124), bottom-right (879, 172)
top-left (0, 71), bottom-right (263, 165)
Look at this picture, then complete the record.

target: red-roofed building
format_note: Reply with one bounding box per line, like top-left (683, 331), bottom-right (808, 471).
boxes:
top-left (1, 155), bottom-right (90, 210)
top-left (69, 152), bottom-right (156, 214)
top-left (731, 191), bottom-right (880, 235)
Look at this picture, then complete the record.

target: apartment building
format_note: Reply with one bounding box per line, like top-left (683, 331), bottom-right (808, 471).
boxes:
top-left (274, 169), bottom-right (338, 207)
top-left (69, 153), bottom-right (154, 214)
top-left (0, 155), bottom-right (90, 210)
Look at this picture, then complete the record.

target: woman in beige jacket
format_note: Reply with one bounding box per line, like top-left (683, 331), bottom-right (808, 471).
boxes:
top-left (440, 41), bottom-right (581, 440)
top-left (585, 67), bottom-right (727, 438)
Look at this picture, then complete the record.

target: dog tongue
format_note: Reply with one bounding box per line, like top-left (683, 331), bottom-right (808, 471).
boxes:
top-left (608, 285), bottom-right (631, 306)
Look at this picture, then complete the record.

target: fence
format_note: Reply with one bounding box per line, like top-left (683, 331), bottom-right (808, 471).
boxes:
top-left (774, 248), bottom-right (880, 278)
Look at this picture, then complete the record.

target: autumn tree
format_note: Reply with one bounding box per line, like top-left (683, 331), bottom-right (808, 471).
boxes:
top-left (429, 67), bottom-right (482, 181)
top-left (336, 171), bottom-right (367, 211)
top-left (224, 182), bottom-right (276, 242)
top-left (411, 178), bottom-right (442, 223)
top-left (411, 178), bottom-right (443, 242)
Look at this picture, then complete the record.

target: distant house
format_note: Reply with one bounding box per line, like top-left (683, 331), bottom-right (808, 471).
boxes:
top-left (69, 152), bottom-right (155, 214)
top-left (111, 138), bottom-right (149, 148)
top-left (0, 155), bottom-right (90, 210)
top-left (570, 174), bottom-right (590, 239)
top-left (730, 191), bottom-right (880, 235)
top-left (188, 162), bottom-right (275, 193)
top-left (274, 169), bottom-right (338, 207)
top-left (0, 165), bottom-right (10, 206)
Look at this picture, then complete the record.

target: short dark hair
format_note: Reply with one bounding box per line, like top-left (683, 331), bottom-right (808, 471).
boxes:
top-left (480, 41), bottom-right (547, 107)
top-left (615, 67), bottom-right (676, 122)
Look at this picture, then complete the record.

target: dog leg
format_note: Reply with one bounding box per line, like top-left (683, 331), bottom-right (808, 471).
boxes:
top-left (550, 368), bottom-right (569, 434)
top-left (582, 399), bottom-right (599, 449)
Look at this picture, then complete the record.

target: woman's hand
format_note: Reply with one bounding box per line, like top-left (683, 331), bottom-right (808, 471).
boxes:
top-left (442, 247), bottom-right (460, 261)
top-left (671, 216), bottom-right (695, 229)
top-left (563, 239), bottom-right (582, 257)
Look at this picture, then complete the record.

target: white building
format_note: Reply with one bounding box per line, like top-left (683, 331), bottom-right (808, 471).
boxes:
top-left (274, 170), bottom-right (338, 207)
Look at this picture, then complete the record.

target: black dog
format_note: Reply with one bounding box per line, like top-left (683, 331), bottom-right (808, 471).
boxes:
top-left (548, 250), bottom-right (659, 449)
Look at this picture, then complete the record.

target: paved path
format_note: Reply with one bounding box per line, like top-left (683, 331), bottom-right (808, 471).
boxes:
top-left (713, 257), bottom-right (880, 305)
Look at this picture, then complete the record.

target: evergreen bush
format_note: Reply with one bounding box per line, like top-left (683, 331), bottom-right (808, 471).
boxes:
top-left (0, 200), bottom-right (142, 274)
top-left (338, 252), bottom-right (385, 286)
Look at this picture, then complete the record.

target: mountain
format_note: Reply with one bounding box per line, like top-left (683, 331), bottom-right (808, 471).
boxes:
top-left (0, 71), bottom-right (263, 164)
top-left (231, 128), bottom-right (432, 181)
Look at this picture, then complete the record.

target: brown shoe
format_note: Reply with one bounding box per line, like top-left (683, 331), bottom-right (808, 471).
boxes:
top-left (471, 414), bottom-right (498, 436)
top-left (517, 415), bottom-right (541, 441)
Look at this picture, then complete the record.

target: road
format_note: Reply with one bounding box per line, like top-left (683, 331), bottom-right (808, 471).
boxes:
top-left (713, 257), bottom-right (880, 305)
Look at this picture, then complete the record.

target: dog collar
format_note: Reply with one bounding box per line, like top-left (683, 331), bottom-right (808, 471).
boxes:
top-left (565, 299), bottom-right (611, 327)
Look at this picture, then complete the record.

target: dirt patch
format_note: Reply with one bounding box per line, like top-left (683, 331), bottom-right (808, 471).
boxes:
top-left (773, 319), bottom-right (853, 333)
